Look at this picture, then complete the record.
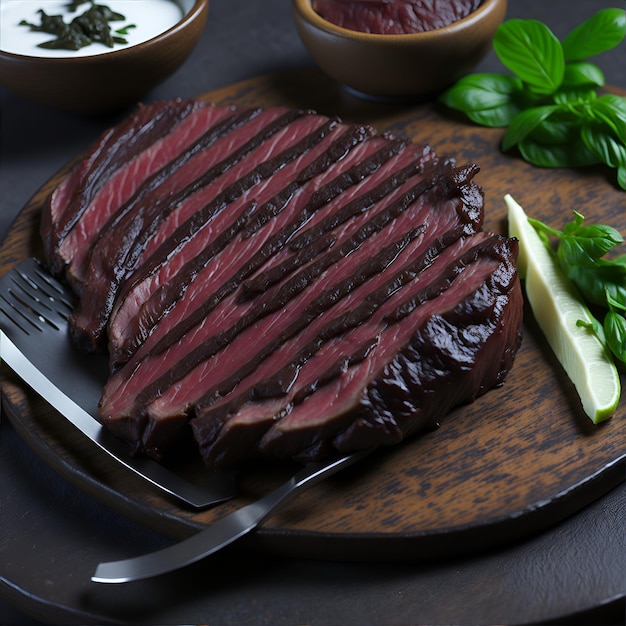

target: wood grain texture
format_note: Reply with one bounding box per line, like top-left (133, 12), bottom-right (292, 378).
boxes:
top-left (1, 69), bottom-right (624, 561)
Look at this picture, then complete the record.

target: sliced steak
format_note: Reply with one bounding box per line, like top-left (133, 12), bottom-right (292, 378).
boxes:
top-left (255, 234), bottom-right (521, 464)
top-left (190, 232), bottom-right (521, 466)
top-left (70, 107), bottom-right (334, 352)
top-left (97, 161), bottom-right (485, 461)
top-left (41, 99), bottom-right (227, 285)
top-left (105, 121), bottom-right (380, 369)
top-left (105, 133), bottom-right (433, 370)
top-left (41, 99), bottom-right (523, 470)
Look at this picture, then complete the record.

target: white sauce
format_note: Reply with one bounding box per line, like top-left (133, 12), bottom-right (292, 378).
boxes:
top-left (0, 0), bottom-right (185, 57)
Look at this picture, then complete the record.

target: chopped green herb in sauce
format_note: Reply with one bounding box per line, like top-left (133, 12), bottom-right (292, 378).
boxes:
top-left (19, 1), bottom-right (134, 50)
top-left (116, 24), bottom-right (137, 36)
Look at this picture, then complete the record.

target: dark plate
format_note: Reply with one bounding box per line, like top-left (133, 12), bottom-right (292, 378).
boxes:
top-left (1, 70), bottom-right (625, 562)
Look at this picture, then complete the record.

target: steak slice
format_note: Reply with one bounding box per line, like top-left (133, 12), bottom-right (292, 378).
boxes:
top-left (65, 105), bottom-right (261, 293)
top-left (40, 99), bottom-right (227, 286)
top-left (70, 107), bottom-right (333, 352)
top-left (97, 160), bottom-right (484, 461)
top-left (191, 232), bottom-right (521, 467)
top-left (41, 99), bottom-right (523, 470)
top-left (105, 121), bottom-right (379, 369)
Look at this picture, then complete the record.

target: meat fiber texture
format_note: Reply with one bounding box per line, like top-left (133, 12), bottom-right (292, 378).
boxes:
top-left (40, 99), bottom-right (524, 469)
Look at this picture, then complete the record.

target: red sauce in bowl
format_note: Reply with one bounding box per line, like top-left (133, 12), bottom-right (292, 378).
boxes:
top-left (312, 0), bottom-right (483, 35)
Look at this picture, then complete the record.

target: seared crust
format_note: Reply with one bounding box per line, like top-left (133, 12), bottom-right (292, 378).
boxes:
top-left (43, 100), bottom-right (523, 469)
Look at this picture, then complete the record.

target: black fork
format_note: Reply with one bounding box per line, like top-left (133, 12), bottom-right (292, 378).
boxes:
top-left (0, 257), bottom-right (236, 509)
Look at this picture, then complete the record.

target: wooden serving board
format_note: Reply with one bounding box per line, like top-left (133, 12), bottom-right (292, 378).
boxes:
top-left (1, 69), bottom-right (625, 562)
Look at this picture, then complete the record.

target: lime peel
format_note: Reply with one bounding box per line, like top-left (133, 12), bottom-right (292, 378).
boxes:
top-left (505, 193), bottom-right (620, 424)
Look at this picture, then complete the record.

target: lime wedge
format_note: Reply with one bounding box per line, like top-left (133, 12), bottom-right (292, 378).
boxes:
top-left (505, 193), bottom-right (620, 424)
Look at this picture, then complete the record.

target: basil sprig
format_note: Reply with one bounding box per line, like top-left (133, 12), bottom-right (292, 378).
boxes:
top-left (531, 212), bottom-right (626, 363)
top-left (439, 9), bottom-right (626, 190)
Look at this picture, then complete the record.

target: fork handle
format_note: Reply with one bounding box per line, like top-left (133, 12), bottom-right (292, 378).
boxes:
top-left (91, 449), bottom-right (370, 583)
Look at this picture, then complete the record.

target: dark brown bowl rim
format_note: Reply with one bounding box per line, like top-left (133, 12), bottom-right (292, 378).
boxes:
top-left (0, 0), bottom-right (208, 64)
top-left (293, 0), bottom-right (505, 42)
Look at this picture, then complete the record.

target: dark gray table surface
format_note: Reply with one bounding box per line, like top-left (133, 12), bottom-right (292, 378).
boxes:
top-left (1, 1), bottom-right (625, 624)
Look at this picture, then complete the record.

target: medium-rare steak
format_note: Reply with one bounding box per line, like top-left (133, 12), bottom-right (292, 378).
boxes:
top-left (70, 106), bottom-right (323, 352)
top-left (97, 137), bottom-right (439, 455)
top-left (40, 99), bottom-right (524, 470)
top-left (196, 232), bottom-right (520, 467)
top-left (105, 119), bottom-right (380, 369)
top-left (41, 99), bottom-right (234, 290)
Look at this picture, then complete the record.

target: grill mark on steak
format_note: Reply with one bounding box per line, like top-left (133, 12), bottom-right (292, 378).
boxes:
top-left (257, 235), bottom-right (521, 464)
top-left (64, 105), bottom-right (252, 293)
top-left (108, 141), bottom-right (435, 386)
top-left (98, 161), bottom-right (478, 459)
top-left (193, 232), bottom-right (503, 466)
top-left (70, 108), bottom-right (321, 352)
top-left (106, 123), bottom-right (373, 368)
top-left (106, 130), bottom-right (410, 370)
top-left (41, 99), bottom-right (201, 278)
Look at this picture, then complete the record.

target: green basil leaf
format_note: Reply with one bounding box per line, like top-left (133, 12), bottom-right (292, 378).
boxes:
top-left (438, 74), bottom-right (521, 109)
top-left (528, 116), bottom-right (580, 145)
top-left (566, 263), bottom-right (626, 307)
top-left (618, 163), bottom-right (626, 190)
top-left (581, 122), bottom-right (626, 169)
top-left (465, 106), bottom-right (522, 128)
top-left (561, 61), bottom-right (605, 89)
top-left (590, 95), bottom-right (626, 143)
top-left (604, 310), bottom-right (626, 363)
top-left (518, 137), bottom-right (599, 168)
top-left (553, 89), bottom-right (597, 106)
top-left (558, 228), bottom-right (623, 268)
top-left (502, 105), bottom-right (559, 150)
top-left (493, 19), bottom-right (564, 94)
top-left (562, 8), bottom-right (626, 61)
top-left (597, 93), bottom-right (626, 115)
top-left (605, 278), bottom-right (626, 310)
top-left (562, 218), bottom-right (624, 249)
top-left (607, 291), bottom-right (626, 313)
top-left (438, 74), bottom-right (523, 127)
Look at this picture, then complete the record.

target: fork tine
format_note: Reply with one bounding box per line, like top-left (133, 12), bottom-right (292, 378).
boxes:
top-left (0, 298), bottom-right (40, 335)
top-left (6, 278), bottom-right (65, 325)
top-left (0, 283), bottom-right (49, 334)
top-left (0, 257), bottom-right (238, 510)
top-left (0, 259), bottom-right (74, 333)
top-left (27, 260), bottom-right (75, 308)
